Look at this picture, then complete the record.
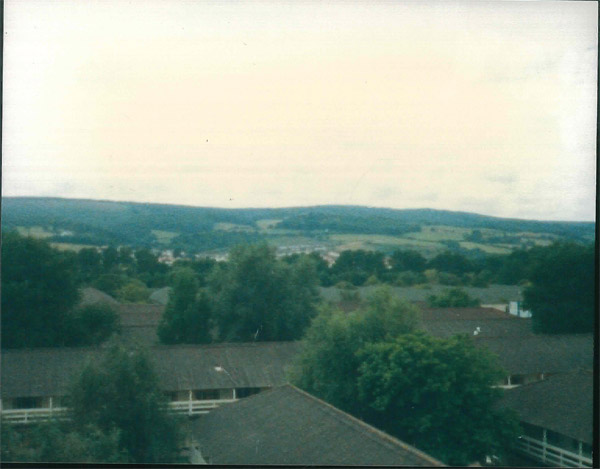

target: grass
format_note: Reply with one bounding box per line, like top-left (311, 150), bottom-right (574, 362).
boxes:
top-left (213, 222), bottom-right (255, 232)
top-left (151, 230), bottom-right (179, 244)
top-left (256, 219), bottom-right (283, 230)
top-left (16, 226), bottom-right (54, 239)
top-left (403, 225), bottom-right (471, 242)
top-left (50, 242), bottom-right (99, 252)
top-left (330, 234), bottom-right (445, 251)
top-left (459, 242), bottom-right (512, 254)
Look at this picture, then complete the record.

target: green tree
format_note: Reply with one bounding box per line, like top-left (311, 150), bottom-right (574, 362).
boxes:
top-left (1, 232), bottom-right (81, 348)
top-left (158, 268), bottom-right (212, 344)
top-left (77, 247), bottom-right (103, 283)
top-left (291, 287), bottom-right (419, 416)
top-left (428, 251), bottom-right (474, 275)
top-left (427, 287), bottom-right (480, 307)
top-left (64, 304), bottom-right (120, 346)
top-left (1, 419), bottom-right (125, 463)
top-left (102, 246), bottom-right (119, 272)
top-left (68, 346), bottom-right (182, 463)
top-left (390, 249), bottom-right (426, 273)
top-left (356, 333), bottom-right (519, 465)
top-left (117, 279), bottom-right (150, 303)
top-left (209, 243), bottom-right (320, 342)
top-left (524, 242), bottom-right (594, 333)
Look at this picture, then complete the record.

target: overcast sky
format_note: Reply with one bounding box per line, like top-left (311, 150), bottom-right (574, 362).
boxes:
top-left (3, 1), bottom-right (597, 221)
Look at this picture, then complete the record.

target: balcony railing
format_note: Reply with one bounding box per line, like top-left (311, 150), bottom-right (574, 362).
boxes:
top-left (1, 398), bottom-right (238, 424)
top-left (168, 399), bottom-right (237, 416)
top-left (516, 434), bottom-right (592, 468)
top-left (1, 407), bottom-right (69, 424)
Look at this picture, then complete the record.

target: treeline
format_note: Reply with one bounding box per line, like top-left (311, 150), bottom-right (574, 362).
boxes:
top-left (2, 230), bottom-right (595, 350)
top-left (293, 245), bottom-right (576, 288)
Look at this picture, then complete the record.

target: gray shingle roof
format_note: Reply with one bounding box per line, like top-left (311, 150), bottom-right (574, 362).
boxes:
top-left (497, 370), bottom-right (593, 444)
top-left (0, 342), bottom-right (301, 398)
top-left (191, 384), bottom-right (444, 466)
top-left (418, 307), bottom-right (534, 339)
top-left (473, 334), bottom-right (593, 375)
top-left (78, 287), bottom-right (119, 306)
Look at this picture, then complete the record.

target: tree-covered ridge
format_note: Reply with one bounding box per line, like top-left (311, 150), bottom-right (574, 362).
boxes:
top-left (2, 197), bottom-right (594, 253)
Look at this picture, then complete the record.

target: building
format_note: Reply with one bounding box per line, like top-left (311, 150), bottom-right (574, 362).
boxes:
top-left (473, 334), bottom-right (593, 387)
top-left (0, 342), bottom-right (301, 424)
top-left (508, 300), bottom-right (532, 318)
top-left (497, 370), bottom-right (593, 467)
top-left (189, 384), bottom-right (444, 466)
top-left (419, 306), bottom-right (534, 339)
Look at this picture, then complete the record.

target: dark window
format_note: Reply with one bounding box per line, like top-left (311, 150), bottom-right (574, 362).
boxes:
top-left (236, 387), bottom-right (262, 398)
top-left (13, 397), bottom-right (43, 409)
top-left (194, 390), bottom-right (220, 400)
top-left (521, 422), bottom-right (543, 440)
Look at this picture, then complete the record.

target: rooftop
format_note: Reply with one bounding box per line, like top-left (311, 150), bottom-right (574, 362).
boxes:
top-left (497, 370), bottom-right (593, 444)
top-left (1, 342), bottom-right (301, 398)
top-left (191, 384), bottom-right (444, 466)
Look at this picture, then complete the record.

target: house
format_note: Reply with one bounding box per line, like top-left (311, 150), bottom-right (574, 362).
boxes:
top-left (497, 370), bottom-right (593, 467)
top-left (78, 287), bottom-right (120, 307)
top-left (189, 384), bottom-right (444, 466)
top-left (113, 303), bottom-right (165, 346)
top-left (508, 300), bottom-right (532, 318)
top-left (473, 334), bottom-right (593, 387)
top-left (0, 342), bottom-right (301, 424)
top-left (418, 306), bottom-right (534, 339)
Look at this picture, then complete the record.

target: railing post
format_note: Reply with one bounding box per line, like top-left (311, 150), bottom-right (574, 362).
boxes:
top-left (188, 391), bottom-right (193, 415)
top-left (542, 429), bottom-right (547, 463)
top-left (233, 388), bottom-right (236, 400)
top-left (578, 441), bottom-right (583, 466)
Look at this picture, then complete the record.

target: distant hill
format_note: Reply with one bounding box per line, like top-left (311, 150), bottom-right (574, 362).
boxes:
top-left (1, 197), bottom-right (594, 255)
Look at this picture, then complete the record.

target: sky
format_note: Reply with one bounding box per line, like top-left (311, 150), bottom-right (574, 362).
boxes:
top-left (2, 1), bottom-right (597, 221)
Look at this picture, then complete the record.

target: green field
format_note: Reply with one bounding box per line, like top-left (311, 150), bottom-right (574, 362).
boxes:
top-left (329, 233), bottom-right (445, 254)
top-left (403, 225), bottom-right (471, 242)
top-left (459, 242), bottom-right (512, 254)
top-left (17, 226), bottom-right (54, 239)
top-left (214, 222), bottom-right (255, 232)
top-left (256, 219), bottom-right (283, 230)
top-left (151, 230), bottom-right (179, 244)
top-left (50, 242), bottom-right (99, 252)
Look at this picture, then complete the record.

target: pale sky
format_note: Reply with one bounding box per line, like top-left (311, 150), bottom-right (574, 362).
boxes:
top-left (2, 1), bottom-right (597, 221)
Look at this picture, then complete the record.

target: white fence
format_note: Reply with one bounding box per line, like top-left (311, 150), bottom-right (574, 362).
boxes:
top-left (2, 399), bottom-right (237, 424)
top-left (168, 399), bottom-right (237, 416)
top-left (1, 407), bottom-right (69, 424)
top-left (516, 434), bottom-right (592, 468)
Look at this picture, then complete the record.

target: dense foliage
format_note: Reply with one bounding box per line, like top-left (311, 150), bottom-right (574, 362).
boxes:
top-left (292, 290), bottom-right (519, 465)
top-left (209, 243), bottom-right (320, 341)
top-left (158, 268), bottom-right (212, 344)
top-left (357, 334), bottom-right (519, 465)
top-left (1, 232), bottom-right (122, 348)
top-left (524, 242), bottom-right (595, 333)
top-left (1, 232), bottom-right (81, 348)
top-left (427, 288), bottom-right (481, 307)
top-left (68, 346), bottom-right (183, 463)
top-left (292, 287), bottom-right (420, 416)
top-left (1, 420), bottom-right (125, 463)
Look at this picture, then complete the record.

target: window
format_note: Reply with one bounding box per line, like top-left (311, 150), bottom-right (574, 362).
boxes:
top-left (236, 387), bottom-right (262, 398)
top-left (13, 397), bottom-right (43, 409)
top-left (194, 390), bottom-right (220, 400)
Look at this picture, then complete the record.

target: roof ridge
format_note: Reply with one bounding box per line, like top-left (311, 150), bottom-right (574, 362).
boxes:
top-left (284, 385), bottom-right (444, 466)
